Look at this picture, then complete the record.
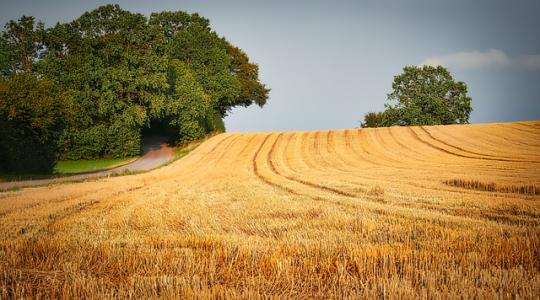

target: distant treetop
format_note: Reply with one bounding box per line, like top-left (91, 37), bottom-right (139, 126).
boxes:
top-left (361, 65), bottom-right (472, 128)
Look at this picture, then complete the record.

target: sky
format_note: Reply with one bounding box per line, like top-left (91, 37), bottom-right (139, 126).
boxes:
top-left (1, 0), bottom-right (539, 131)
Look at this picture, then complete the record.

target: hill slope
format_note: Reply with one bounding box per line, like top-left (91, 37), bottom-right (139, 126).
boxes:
top-left (1, 121), bottom-right (539, 298)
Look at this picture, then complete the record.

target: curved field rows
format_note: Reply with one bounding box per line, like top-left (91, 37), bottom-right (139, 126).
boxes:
top-left (1, 121), bottom-right (539, 298)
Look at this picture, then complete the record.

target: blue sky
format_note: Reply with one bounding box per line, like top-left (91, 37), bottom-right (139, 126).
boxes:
top-left (1, 0), bottom-right (539, 131)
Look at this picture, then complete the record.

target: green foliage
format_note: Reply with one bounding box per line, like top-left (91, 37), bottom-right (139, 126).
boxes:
top-left (164, 59), bottom-right (211, 143)
top-left (0, 16), bottom-right (45, 75)
top-left (54, 157), bottom-right (137, 174)
top-left (361, 112), bottom-right (386, 128)
top-left (361, 65), bottom-right (472, 128)
top-left (202, 109), bottom-right (226, 133)
top-left (0, 5), bottom-right (269, 164)
top-left (226, 45), bottom-right (269, 109)
top-left (149, 11), bottom-right (269, 116)
top-left (386, 65), bottom-right (472, 126)
top-left (152, 11), bottom-right (241, 116)
top-left (38, 5), bottom-right (166, 159)
top-left (0, 73), bottom-right (71, 173)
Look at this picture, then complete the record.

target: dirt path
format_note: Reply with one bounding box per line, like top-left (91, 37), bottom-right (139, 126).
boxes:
top-left (0, 136), bottom-right (173, 191)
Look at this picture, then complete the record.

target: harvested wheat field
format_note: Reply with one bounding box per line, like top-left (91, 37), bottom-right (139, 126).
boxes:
top-left (1, 121), bottom-right (539, 298)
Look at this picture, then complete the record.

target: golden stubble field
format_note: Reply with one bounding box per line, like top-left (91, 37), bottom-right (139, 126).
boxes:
top-left (0, 121), bottom-right (539, 298)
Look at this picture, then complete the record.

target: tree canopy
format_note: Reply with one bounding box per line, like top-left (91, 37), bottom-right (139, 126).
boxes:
top-left (0, 5), bottom-right (269, 169)
top-left (0, 73), bottom-right (72, 173)
top-left (360, 112), bottom-right (386, 128)
top-left (361, 65), bottom-right (472, 128)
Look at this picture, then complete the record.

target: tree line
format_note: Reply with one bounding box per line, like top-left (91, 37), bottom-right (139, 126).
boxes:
top-left (0, 5), bottom-right (269, 173)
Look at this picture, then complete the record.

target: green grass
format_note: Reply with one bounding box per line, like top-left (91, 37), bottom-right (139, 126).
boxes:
top-left (54, 157), bottom-right (138, 174)
top-left (1, 133), bottom-right (218, 183)
top-left (173, 143), bottom-right (200, 161)
top-left (0, 157), bottom-right (138, 182)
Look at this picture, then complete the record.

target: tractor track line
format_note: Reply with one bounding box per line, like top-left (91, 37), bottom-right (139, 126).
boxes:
top-left (408, 127), bottom-right (536, 163)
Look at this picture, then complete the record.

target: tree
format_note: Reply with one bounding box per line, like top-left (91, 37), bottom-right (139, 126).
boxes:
top-left (385, 65), bottom-right (472, 126)
top-left (0, 5), bottom-right (270, 163)
top-left (0, 73), bottom-right (72, 173)
top-left (40, 5), bottom-right (168, 159)
top-left (360, 65), bottom-right (472, 128)
top-left (164, 59), bottom-right (211, 143)
top-left (226, 45), bottom-right (269, 110)
top-left (0, 16), bottom-right (45, 75)
top-left (40, 5), bottom-right (268, 159)
top-left (149, 11), bottom-right (269, 116)
top-left (360, 111), bottom-right (386, 128)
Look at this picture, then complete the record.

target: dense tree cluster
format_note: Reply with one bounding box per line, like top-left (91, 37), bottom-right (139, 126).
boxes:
top-left (0, 73), bottom-right (72, 173)
top-left (361, 65), bottom-right (472, 128)
top-left (0, 5), bottom-right (269, 172)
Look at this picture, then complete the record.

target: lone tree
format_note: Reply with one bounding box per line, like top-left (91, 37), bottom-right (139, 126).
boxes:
top-left (361, 65), bottom-right (472, 127)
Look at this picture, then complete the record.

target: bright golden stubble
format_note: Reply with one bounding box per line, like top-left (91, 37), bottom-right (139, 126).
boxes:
top-left (1, 121), bottom-right (539, 299)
